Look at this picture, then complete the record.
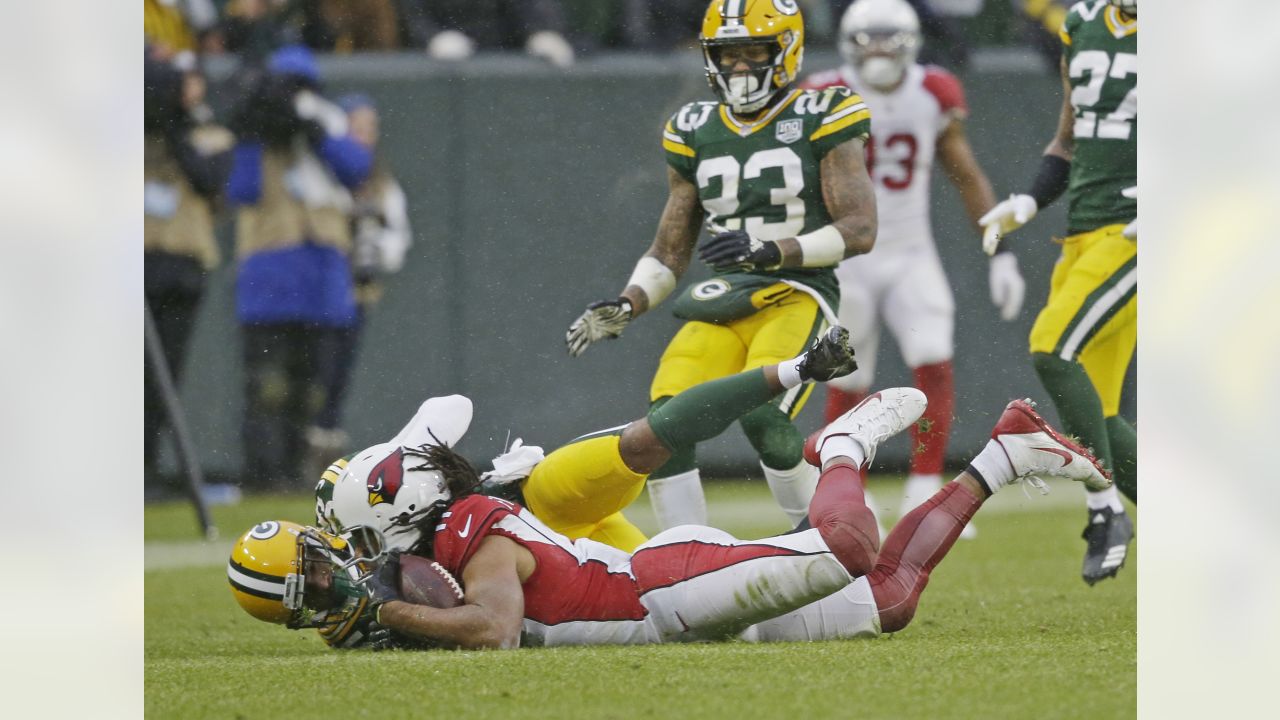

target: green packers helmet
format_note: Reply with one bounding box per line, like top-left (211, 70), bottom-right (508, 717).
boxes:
top-left (701, 0), bottom-right (805, 114)
top-left (227, 520), bottom-right (376, 630)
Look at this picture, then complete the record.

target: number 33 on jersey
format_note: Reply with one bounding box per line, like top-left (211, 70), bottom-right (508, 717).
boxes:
top-left (662, 87), bottom-right (871, 243)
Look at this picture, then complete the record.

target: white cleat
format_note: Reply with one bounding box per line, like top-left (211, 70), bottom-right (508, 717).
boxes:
top-left (991, 399), bottom-right (1112, 492)
top-left (806, 388), bottom-right (928, 468)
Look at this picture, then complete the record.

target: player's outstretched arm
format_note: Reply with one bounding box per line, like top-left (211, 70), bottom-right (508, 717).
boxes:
top-left (814, 136), bottom-right (878, 260)
top-left (375, 537), bottom-right (529, 650)
top-left (565, 167), bottom-right (700, 356)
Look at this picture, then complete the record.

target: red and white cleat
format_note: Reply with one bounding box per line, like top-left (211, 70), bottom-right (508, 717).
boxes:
top-left (991, 399), bottom-right (1112, 492)
top-left (803, 388), bottom-right (927, 468)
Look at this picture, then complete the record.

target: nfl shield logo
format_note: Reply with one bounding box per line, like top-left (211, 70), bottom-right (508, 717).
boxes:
top-left (775, 119), bottom-right (802, 144)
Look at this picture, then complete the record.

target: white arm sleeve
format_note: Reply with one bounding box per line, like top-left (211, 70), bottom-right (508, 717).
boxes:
top-left (794, 225), bottom-right (846, 268)
top-left (625, 256), bottom-right (677, 307)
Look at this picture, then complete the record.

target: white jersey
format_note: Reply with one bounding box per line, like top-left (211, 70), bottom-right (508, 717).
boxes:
top-left (804, 63), bottom-right (969, 252)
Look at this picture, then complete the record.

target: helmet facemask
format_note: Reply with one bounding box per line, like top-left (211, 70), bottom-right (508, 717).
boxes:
top-left (286, 527), bottom-right (371, 629)
top-left (703, 32), bottom-right (799, 115)
top-left (844, 27), bottom-right (919, 91)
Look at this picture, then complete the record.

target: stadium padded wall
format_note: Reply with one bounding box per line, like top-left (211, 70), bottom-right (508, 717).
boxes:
top-left (175, 51), bottom-right (1135, 479)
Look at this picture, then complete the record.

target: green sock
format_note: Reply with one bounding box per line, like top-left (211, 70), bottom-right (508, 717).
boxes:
top-left (1105, 415), bottom-right (1137, 503)
top-left (647, 369), bottom-right (775, 453)
top-left (739, 403), bottom-right (803, 469)
top-left (1032, 353), bottom-right (1114, 471)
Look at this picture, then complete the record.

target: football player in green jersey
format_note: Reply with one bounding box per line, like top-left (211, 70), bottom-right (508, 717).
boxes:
top-left (979, 0), bottom-right (1137, 584)
top-left (566, 0), bottom-right (878, 532)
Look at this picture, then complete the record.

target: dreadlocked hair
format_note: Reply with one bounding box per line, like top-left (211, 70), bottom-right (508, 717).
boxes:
top-left (401, 431), bottom-right (482, 500)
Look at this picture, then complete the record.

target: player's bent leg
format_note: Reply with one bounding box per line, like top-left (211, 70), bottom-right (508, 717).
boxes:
top-left (584, 511), bottom-right (648, 553)
top-left (522, 434), bottom-right (647, 547)
top-left (740, 403), bottom-right (815, 525)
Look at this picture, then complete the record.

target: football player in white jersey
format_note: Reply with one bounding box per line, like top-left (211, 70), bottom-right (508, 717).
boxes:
top-left (802, 0), bottom-right (1026, 533)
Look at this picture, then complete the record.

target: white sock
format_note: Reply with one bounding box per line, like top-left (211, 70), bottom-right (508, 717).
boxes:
top-left (761, 460), bottom-right (818, 525)
top-left (647, 469), bottom-right (707, 530)
top-left (900, 473), bottom-right (944, 515)
top-left (1085, 485), bottom-right (1125, 513)
top-left (776, 355), bottom-right (804, 389)
top-left (819, 435), bottom-right (866, 468)
top-left (967, 439), bottom-right (1015, 494)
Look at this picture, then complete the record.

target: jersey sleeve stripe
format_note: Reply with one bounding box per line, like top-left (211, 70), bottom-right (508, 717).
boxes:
top-left (1059, 27), bottom-right (1072, 45)
top-left (663, 130), bottom-right (686, 145)
top-left (663, 138), bottom-right (696, 157)
top-left (809, 109), bottom-right (871, 141)
top-left (821, 102), bottom-right (868, 126)
top-left (827, 95), bottom-right (866, 116)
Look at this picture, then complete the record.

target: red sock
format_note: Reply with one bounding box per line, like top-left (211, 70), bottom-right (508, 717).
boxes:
top-left (910, 361), bottom-right (954, 475)
top-left (825, 388), bottom-right (866, 424)
top-left (868, 481), bottom-right (983, 632)
top-left (808, 462), bottom-right (879, 577)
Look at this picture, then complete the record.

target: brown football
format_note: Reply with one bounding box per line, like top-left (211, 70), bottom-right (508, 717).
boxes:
top-left (397, 554), bottom-right (465, 609)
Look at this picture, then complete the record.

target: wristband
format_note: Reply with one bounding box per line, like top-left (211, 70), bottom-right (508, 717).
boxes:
top-left (1028, 154), bottom-right (1071, 209)
top-left (794, 225), bottom-right (846, 267)
top-left (625, 256), bottom-right (677, 307)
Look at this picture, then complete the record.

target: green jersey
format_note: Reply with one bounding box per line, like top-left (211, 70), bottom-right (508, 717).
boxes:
top-left (662, 87), bottom-right (872, 309)
top-left (1061, 1), bottom-right (1138, 234)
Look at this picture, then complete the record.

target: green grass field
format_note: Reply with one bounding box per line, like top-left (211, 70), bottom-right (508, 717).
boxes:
top-left (145, 477), bottom-right (1135, 719)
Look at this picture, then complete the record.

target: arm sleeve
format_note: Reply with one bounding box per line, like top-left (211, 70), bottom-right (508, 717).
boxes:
top-left (317, 135), bottom-right (374, 189)
top-left (225, 141), bottom-right (264, 205)
top-left (809, 88), bottom-right (872, 159)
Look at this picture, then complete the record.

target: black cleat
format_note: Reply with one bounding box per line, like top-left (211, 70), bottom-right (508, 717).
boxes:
top-left (797, 326), bottom-right (858, 383)
top-left (1081, 506), bottom-right (1134, 585)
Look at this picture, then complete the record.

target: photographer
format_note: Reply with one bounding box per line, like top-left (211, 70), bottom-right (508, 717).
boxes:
top-left (225, 45), bottom-right (373, 492)
top-left (303, 92), bottom-right (413, 483)
top-left (144, 50), bottom-right (233, 495)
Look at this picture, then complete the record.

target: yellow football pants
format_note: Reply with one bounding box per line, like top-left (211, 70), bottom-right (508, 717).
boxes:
top-left (649, 293), bottom-right (823, 417)
top-left (1028, 224), bottom-right (1137, 416)
top-left (521, 434), bottom-right (649, 552)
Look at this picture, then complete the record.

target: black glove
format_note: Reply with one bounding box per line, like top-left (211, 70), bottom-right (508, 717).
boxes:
top-left (362, 550), bottom-right (403, 608)
top-left (565, 298), bottom-right (632, 357)
top-left (698, 228), bottom-right (782, 272)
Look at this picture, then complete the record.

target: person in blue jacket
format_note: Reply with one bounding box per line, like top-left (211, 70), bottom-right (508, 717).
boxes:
top-left (225, 45), bottom-right (373, 492)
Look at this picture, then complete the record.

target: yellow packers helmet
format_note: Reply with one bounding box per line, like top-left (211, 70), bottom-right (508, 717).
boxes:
top-left (227, 519), bottom-right (376, 630)
top-left (701, 0), bottom-right (805, 114)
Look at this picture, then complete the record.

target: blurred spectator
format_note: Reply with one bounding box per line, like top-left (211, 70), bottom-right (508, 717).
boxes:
top-left (145, 0), bottom-right (221, 55)
top-left (303, 93), bottom-right (414, 481)
top-left (399, 0), bottom-right (575, 66)
top-left (225, 45), bottom-right (373, 491)
top-left (219, 0), bottom-right (304, 61)
top-left (144, 51), bottom-right (234, 492)
top-left (1013, 0), bottom-right (1070, 67)
top-left (303, 0), bottom-right (401, 52)
top-left (832, 0), bottom-right (971, 68)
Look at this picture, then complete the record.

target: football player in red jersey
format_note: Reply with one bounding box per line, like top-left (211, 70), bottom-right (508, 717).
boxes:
top-left (356, 391), bottom-right (1107, 649)
top-left (803, 0), bottom-right (1025, 535)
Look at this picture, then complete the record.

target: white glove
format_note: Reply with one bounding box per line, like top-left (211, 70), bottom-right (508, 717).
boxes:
top-left (480, 439), bottom-right (545, 486)
top-left (988, 252), bottom-right (1026, 322)
top-left (427, 30), bottom-right (475, 61)
top-left (1121, 186), bottom-right (1137, 239)
top-left (525, 30), bottom-right (574, 68)
top-left (565, 298), bottom-right (632, 357)
top-left (979, 194), bottom-right (1039, 256)
top-left (293, 90), bottom-right (349, 137)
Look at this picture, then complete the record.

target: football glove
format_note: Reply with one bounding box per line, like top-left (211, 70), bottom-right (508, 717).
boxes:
top-left (988, 252), bottom-right (1026, 322)
top-left (1121, 186), bottom-right (1137, 239)
top-left (362, 550), bottom-right (403, 609)
top-left (698, 225), bottom-right (782, 272)
top-left (565, 298), bottom-right (632, 357)
top-left (979, 194), bottom-right (1038, 256)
